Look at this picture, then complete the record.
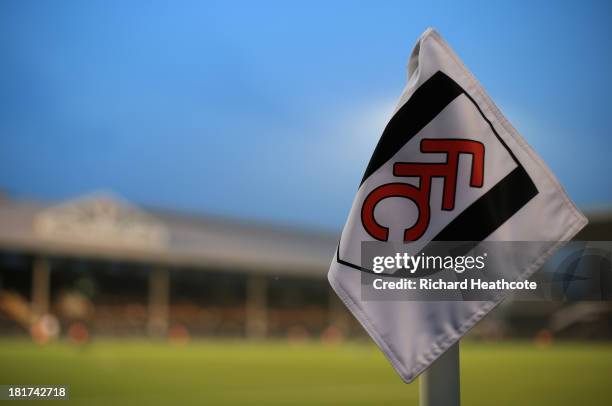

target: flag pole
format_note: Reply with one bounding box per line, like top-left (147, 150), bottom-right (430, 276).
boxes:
top-left (419, 341), bottom-right (460, 406)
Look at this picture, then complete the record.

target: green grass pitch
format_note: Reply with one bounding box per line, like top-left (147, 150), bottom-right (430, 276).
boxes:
top-left (0, 339), bottom-right (610, 405)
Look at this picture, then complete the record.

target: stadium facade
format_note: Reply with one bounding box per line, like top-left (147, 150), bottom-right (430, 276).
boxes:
top-left (0, 193), bottom-right (350, 340)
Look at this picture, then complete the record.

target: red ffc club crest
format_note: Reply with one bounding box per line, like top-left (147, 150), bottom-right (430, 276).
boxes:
top-left (361, 139), bottom-right (485, 242)
top-left (336, 70), bottom-right (540, 273)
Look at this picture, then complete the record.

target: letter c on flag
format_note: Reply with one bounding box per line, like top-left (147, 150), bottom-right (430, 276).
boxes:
top-left (361, 182), bottom-right (430, 241)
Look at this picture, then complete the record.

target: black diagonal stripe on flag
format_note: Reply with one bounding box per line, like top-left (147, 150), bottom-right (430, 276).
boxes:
top-left (360, 71), bottom-right (464, 186)
top-left (432, 165), bottom-right (537, 241)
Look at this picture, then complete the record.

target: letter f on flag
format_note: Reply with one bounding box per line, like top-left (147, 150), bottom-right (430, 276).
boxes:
top-left (328, 28), bottom-right (587, 383)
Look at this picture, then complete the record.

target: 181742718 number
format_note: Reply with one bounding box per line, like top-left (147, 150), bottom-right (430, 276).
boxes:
top-left (2, 385), bottom-right (69, 400)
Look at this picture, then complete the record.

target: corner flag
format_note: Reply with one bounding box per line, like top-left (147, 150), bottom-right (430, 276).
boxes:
top-left (328, 28), bottom-right (587, 383)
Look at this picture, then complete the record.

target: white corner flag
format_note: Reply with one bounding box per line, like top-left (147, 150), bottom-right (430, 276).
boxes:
top-left (328, 28), bottom-right (587, 383)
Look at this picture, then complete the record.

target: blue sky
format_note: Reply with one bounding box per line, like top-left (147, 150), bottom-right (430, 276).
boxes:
top-left (1, 1), bottom-right (611, 231)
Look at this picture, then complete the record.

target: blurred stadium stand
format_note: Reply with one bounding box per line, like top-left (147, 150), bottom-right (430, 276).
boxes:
top-left (0, 192), bottom-right (610, 342)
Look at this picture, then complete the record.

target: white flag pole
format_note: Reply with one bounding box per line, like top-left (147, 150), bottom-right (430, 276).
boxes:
top-left (419, 341), bottom-right (460, 406)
